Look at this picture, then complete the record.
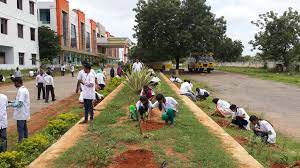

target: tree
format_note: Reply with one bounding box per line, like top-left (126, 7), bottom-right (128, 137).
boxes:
top-left (214, 37), bottom-right (244, 62)
top-left (38, 26), bottom-right (61, 65)
top-left (250, 8), bottom-right (300, 71)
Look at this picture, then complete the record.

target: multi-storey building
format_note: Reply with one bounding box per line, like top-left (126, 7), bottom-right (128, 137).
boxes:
top-left (0, 0), bottom-right (39, 69)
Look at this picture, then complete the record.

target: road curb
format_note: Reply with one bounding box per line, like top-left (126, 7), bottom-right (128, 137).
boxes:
top-left (160, 73), bottom-right (263, 168)
top-left (28, 83), bottom-right (125, 168)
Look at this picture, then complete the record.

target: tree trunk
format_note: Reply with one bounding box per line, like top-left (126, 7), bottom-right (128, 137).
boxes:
top-left (175, 56), bottom-right (180, 70)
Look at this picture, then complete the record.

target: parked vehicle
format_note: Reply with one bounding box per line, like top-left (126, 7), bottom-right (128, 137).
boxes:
top-left (188, 52), bottom-right (215, 73)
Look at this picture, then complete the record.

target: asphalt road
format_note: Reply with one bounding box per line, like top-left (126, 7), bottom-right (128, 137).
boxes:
top-left (184, 71), bottom-right (300, 140)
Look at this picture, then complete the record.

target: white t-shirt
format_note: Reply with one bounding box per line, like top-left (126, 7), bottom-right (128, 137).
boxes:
top-left (70, 65), bottom-right (75, 72)
top-left (61, 65), bottom-right (66, 71)
top-left (196, 89), bottom-right (210, 96)
top-left (255, 120), bottom-right (276, 143)
top-left (81, 72), bottom-right (96, 100)
top-left (44, 75), bottom-right (55, 87)
top-left (0, 94), bottom-right (8, 129)
top-left (232, 107), bottom-right (250, 130)
top-left (152, 97), bottom-right (178, 112)
top-left (96, 73), bottom-right (105, 85)
top-left (136, 100), bottom-right (152, 113)
top-left (13, 86), bottom-right (30, 120)
top-left (132, 62), bottom-right (143, 72)
top-left (180, 82), bottom-right (192, 94)
top-left (151, 76), bottom-right (160, 83)
top-left (77, 69), bottom-right (96, 88)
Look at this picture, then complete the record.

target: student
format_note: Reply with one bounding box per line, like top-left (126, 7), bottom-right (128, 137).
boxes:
top-left (50, 64), bottom-right (55, 77)
top-left (249, 115), bottom-right (276, 144)
top-left (0, 93), bottom-right (8, 152)
top-left (36, 70), bottom-right (45, 100)
top-left (150, 75), bottom-right (161, 87)
top-left (170, 75), bottom-right (182, 83)
top-left (80, 63), bottom-right (96, 123)
top-left (195, 88), bottom-right (210, 100)
top-left (96, 69), bottom-right (106, 90)
top-left (14, 67), bottom-right (22, 78)
top-left (136, 96), bottom-right (152, 121)
top-left (152, 94), bottom-right (178, 126)
top-left (70, 64), bottom-right (75, 77)
top-left (0, 75), bottom-right (5, 82)
top-left (60, 64), bottom-right (66, 76)
top-left (110, 67), bottom-right (115, 78)
top-left (75, 61), bottom-right (97, 93)
top-left (212, 98), bottom-right (233, 118)
top-left (117, 64), bottom-right (123, 77)
top-left (132, 59), bottom-right (143, 72)
top-left (10, 78), bottom-right (30, 143)
top-left (44, 72), bottom-right (56, 103)
top-left (140, 85), bottom-right (154, 100)
top-left (180, 80), bottom-right (196, 101)
top-left (229, 104), bottom-right (250, 130)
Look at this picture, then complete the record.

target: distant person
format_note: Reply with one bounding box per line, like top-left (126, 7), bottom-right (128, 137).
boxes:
top-left (14, 67), bottom-right (22, 78)
top-left (10, 78), bottom-right (30, 143)
top-left (110, 67), bottom-right (115, 78)
top-left (117, 64), bottom-right (123, 77)
top-left (132, 59), bottom-right (143, 72)
top-left (95, 69), bottom-right (106, 90)
top-left (228, 104), bottom-right (250, 130)
top-left (44, 72), bottom-right (56, 103)
top-left (195, 88), bottom-right (210, 100)
top-left (212, 98), bottom-right (233, 118)
top-left (180, 80), bottom-right (196, 101)
top-left (60, 64), bottom-right (66, 76)
top-left (150, 75), bottom-right (161, 87)
top-left (0, 75), bottom-right (5, 82)
top-left (136, 96), bottom-right (152, 121)
top-left (80, 63), bottom-right (95, 124)
top-left (249, 115), bottom-right (276, 144)
top-left (50, 64), bottom-right (55, 77)
top-left (140, 85), bottom-right (154, 100)
top-left (35, 70), bottom-right (45, 100)
top-left (0, 93), bottom-right (8, 152)
top-left (170, 75), bottom-right (182, 83)
top-left (70, 64), bottom-right (75, 77)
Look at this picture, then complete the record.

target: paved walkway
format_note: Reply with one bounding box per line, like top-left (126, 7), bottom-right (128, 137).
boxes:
top-left (184, 71), bottom-right (300, 140)
top-left (1, 74), bottom-right (77, 125)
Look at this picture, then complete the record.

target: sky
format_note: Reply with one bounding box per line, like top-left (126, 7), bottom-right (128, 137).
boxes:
top-left (39, 0), bottom-right (300, 55)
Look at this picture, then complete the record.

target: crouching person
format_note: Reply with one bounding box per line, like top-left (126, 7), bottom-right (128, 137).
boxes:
top-left (229, 104), bottom-right (250, 130)
top-left (152, 94), bottom-right (178, 127)
top-left (249, 115), bottom-right (276, 144)
top-left (136, 96), bottom-right (152, 121)
top-left (212, 98), bottom-right (233, 118)
top-left (0, 93), bottom-right (8, 152)
top-left (195, 88), bottom-right (210, 100)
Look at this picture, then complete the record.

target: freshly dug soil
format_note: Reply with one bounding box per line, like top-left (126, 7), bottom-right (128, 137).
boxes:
top-left (112, 149), bottom-right (159, 168)
top-left (234, 136), bottom-right (249, 146)
top-left (215, 119), bottom-right (231, 128)
top-left (270, 162), bottom-right (289, 168)
top-left (141, 121), bottom-right (165, 131)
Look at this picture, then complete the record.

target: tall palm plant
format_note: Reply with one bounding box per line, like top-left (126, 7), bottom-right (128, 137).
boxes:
top-left (125, 67), bottom-right (152, 93)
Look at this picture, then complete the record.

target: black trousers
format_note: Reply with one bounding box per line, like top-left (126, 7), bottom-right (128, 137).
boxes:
top-left (37, 83), bottom-right (45, 99)
top-left (17, 120), bottom-right (28, 143)
top-left (0, 128), bottom-right (7, 152)
top-left (71, 71), bottom-right (74, 77)
top-left (232, 118), bottom-right (248, 129)
top-left (84, 99), bottom-right (94, 121)
top-left (61, 71), bottom-right (65, 76)
top-left (45, 85), bottom-right (55, 102)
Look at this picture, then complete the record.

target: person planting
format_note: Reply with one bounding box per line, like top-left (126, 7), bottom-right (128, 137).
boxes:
top-left (140, 85), bottom-right (155, 100)
top-left (212, 98), bottom-right (233, 118)
top-left (195, 88), bottom-right (210, 100)
top-left (227, 104), bottom-right (250, 130)
top-left (249, 115), bottom-right (276, 144)
top-left (136, 96), bottom-right (152, 121)
top-left (0, 93), bottom-right (8, 152)
top-left (152, 94), bottom-right (178, 127)
top-left (180, 80), bottom-right (196, 101)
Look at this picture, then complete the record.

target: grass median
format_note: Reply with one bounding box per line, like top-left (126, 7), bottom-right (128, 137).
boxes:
top-left (217, 66), bottom-right (300, 87)
top-left (54, 78), bottom-right (237, 167)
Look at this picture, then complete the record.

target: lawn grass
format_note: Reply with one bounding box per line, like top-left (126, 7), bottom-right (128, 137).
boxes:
top-left (218, 66), bottom-right (300, 87)
top-left (177, 75), bottom-right (300, 167)
top-left (54, 79), bottom-right (237, 167)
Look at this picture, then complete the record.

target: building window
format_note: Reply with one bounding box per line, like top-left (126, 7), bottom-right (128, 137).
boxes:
top-left (0, 0), bottom-right (7, 4)
top-left (0, 52), bottom-right (5, 64)
top-left (19, 53), bottom-right (24, 65)
top-left (30, 28), bottom-right (35, 41)
top-left (29, 1), bottom-right (34, 15)
top-left (31, 54), bottom-right (36, 65)
top-left (93, 30), bottom-right (97, 52)
top-left (86, 32), bottom-right (90, 52)
top-left (17, 24), bottom-right (23, 38)
top-left (62, 11), bottom-right (68, 47)
top-left (0, 18), bottom-right (8, 34)
top-left (17, 0), bottom-right (23, 10)
top-left (71, 24), bottom-right (77, 48)
top-left (80, 22), bottom-right (85, 50)
top-left (39, 9), bottom-right (50, 24)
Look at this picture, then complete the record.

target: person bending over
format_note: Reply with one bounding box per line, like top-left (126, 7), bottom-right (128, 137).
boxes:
top-left (212, 98), bottom-right (233, 118)
top-left (136, 96), bottom-right (152, 121)
top-left (180, 80), bottom-right (196, 101)
top-left (140, 85), bottom-right (155, 100)
top-left (195, 88), bottom-right (210, 100)
top-left (228, 104), bottom-right (250, 130)
top-left (249, 115), bottom-right (276, 144)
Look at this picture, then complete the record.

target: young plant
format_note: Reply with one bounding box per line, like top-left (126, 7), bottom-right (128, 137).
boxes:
top-left (124, 67), bottom-right (152, 93)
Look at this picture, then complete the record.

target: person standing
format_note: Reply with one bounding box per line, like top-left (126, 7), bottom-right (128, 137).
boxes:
top-left (132, 59), bottom-right (143, 72)
top-left (76, 61), bottom-right (97, 93)
top-left (14, 67), bottom-right (22, 78)
top-left (0, 93), bottom-right (8, 152)
top-left (36, 70), bottom-right (45, 100)
top-left (80, 63), bottom-right (95, 123)
top-left (60, 64), bottom-right (66, 76)
top-left (110, 67), bottom-right (115, 78)
top-left (10, 78), bottom-right (30, 143)
top-left (96, 69), bottom-right (106, 90)
top-left (50, 64), bottom-right (55, 77)
top-left (70, 64), bottom-right (75, 77)
top-left (44, 72), bottom-right (56, 103)
top-left (117, 64), bottom-right (122, 77)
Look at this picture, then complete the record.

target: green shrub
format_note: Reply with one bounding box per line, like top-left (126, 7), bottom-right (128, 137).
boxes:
top-left (125, 67), bottom-right (152, 93)
top-left (45, 119), bottom-right (70, 138)
top-left (0, 151), bottom-right (27, 168)
top-left (56, 113), bottom-right (80, 124)
top-left (17, 134), bottom-right (50, 155)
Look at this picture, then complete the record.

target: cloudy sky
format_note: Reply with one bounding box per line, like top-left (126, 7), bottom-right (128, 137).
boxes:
top-left (39, 0), bottom-right (300, 55)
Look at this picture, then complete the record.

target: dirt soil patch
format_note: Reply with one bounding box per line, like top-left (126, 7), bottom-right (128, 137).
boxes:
top-left (141, 121), bottom-right (165, 131)
top-left (270, 162), bottom-right (289, 168)
top-left (234, 136), bottom-right (249, 146)
top-left (215, 119), bottom-right (231, 128)
top-left (111, 149), bottom-right (159, 168)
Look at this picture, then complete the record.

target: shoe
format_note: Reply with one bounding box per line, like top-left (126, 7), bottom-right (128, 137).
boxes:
top-left (45, 101), bottom-right (49, 103)
top-left (80, 120), bottom-right (88, 124)
top-left (52, 99), bottom-right (56, 102)
top-left (37, 98), bottom-right (40, 100)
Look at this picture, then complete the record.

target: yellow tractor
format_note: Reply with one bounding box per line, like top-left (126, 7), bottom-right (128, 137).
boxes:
top-left (187, 52), bottom-right (215, 73)
top-left (146, 61), bottom-right (173, 71)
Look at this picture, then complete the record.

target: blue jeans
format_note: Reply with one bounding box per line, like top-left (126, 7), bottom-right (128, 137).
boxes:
top-left (182, 92), bottom-right (196, 101)
top-left (84, 99), bottom-right (94, 121)
top-left (17, 120), bottom-right (28, 143)
top-left (0, 128), bottom-right (7, 152)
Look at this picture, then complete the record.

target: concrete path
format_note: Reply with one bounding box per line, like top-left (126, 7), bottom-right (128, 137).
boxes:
top-left (184, 71), bottom-right (300, 140)
top-left (0, 74), bottom-right (77, 125)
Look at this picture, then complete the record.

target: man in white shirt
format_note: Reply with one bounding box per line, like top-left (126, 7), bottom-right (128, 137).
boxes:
top-left (44, 72), bottom-right (56, 103)
top-left (195, 88), bottom-right (210, 100)
top-left (80, 63), bottom-right (96, 123)
top-left (36, 70), bottom-right (45, 100)
top-left (50, 64), bottom-right (55, 77)
top-left (95, 69), bottom-right (106, 90)
top-left (70, 64), bottom-right (75, 77)
top-left (229, 104), bottom-right (250, 130)
top-left (249, 115), bottom-right (276, 144)
top-left (0, 93), bottom-right (8, 152)
top-left (180, 80), bottom-right (196, 101)
top-left (132, 59), bottom-right (143, 72)
top-left (11, 78), bottom-right (30, 143)
top-left (212, 98), bottom-right (233, 118)
top-left (76, 62), bottom-right (98, 93)
top-left (60, 64), bottom-right (66, 76)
